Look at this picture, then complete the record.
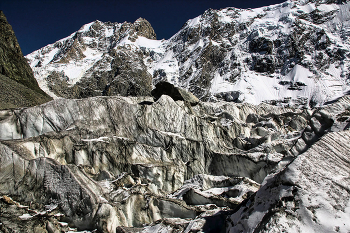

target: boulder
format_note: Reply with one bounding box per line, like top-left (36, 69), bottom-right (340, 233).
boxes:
top-left (151, 81), bottom-right (199, 106)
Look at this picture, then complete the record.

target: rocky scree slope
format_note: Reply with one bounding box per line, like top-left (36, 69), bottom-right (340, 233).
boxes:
top-left (26, 0), bottom-right (350, 106)
top-left (1, 92), bottom-right (350, 232)
top-left (0, 11), bottom-right (52, 109)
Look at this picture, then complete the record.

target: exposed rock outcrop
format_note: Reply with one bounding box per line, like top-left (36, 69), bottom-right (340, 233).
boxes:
top-left (0, 11), bottom-right (52, 109)
top-left (151, 81), bottom-right (199, 106)
top-left (25, 18), bottom-right (157, 99)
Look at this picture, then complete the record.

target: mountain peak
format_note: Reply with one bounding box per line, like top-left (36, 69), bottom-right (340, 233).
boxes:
top-left (131, 17), bottom-right (157, 40)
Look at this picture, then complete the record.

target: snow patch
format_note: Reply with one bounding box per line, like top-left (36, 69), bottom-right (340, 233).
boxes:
top-left (18, 214), bottom-right (33, 220)
top-left (79, 22), bottom-right (94, 32)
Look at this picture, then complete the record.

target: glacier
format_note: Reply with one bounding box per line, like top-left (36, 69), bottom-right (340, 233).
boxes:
top-left (1, 0), bottom-right (350, 232)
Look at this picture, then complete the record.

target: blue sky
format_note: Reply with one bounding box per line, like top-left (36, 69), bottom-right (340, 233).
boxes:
top-left (1, 0), bottom-right (285, 55)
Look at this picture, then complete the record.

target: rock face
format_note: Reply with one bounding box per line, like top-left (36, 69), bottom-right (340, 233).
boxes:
top-left (0, 11), bottom-right (51, 109)
top-left (151, 81), bottom-right (199, 106)
top-left (25, 18), bottom-right (157, 99)
top-left (26, 0), bottom-right (350, 106)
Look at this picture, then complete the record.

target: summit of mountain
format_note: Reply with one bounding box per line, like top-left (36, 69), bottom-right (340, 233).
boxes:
top-left (26, 18), bottom-right (159, 99)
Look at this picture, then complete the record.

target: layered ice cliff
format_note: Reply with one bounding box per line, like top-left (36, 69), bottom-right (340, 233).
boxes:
top-left (1, 93), bottom-right (350, 232)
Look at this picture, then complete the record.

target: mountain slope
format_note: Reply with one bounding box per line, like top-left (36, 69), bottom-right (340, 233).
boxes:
top-left (0, 74), bottom-right (53, 109)
top-left (152, 0), bottom-right (350, 105)
top-left (26, 0), bottom-right (350, 107)
top-left (0, 11), bottom-right (52, 109)
top-left (26, 18), bottom-right (159, 99)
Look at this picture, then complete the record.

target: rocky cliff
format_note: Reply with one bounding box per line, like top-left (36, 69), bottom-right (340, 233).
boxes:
top-left (25, 18), bottom-right (157, 99)
top-left (0, 11), bottom-right (51, 109)
top-left (153, 0), bottom-right (350, 105)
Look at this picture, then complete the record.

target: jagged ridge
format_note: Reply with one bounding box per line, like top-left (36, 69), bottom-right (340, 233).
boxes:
top-left (26, 0), bottom-right (350, 107)
top-left (26, 18), bottom-right (158, 99)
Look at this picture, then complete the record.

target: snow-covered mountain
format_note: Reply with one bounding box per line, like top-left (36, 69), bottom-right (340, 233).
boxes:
top-left (26, 0), bottom-right (350, 107)
top-left (26, 18), bottom-right (159, 99)
top-left (159, 0), bottom-right (350, 106)
top-left (2, 1), bottom-right (350, 232)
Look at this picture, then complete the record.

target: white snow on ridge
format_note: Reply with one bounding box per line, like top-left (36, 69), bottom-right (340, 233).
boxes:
top-left (29, 45), bottom-right (106, 98)
top-left (187, 16), bottom-right (201, 27)
top-left (26, 20), bottom-right (166, 98)
top-left (174, 1), bottom-right (350, 105)
top-left (118, 36), bottom-right (164, 52)
top-left (26, 0), bottom-right (350, 105)
top-left (79, 22), bottom-right (94, 32)
top-left (210, 72), bottom-right (236, 94)
top-left (81, 137), bottom-right (109, 142)
top-left (151, 49), bottom-right (180, 85)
